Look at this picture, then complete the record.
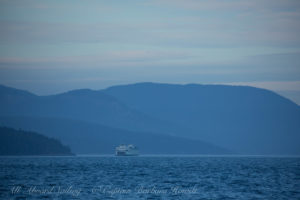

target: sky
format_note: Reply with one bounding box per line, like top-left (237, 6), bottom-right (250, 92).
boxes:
top-left (0, 0), bottom-right (300, 104)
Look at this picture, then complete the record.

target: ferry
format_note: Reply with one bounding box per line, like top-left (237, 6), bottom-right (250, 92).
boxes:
top-left (115, 144), bottom-right (139, 156)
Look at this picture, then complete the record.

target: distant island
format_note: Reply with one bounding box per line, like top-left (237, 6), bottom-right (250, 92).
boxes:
top-left (0, 83), bottom-right (300, 155)
top-left (0, 127), bottom-right (73, 156)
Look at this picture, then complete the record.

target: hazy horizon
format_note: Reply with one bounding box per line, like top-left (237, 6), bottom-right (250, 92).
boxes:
top-left (1, 0), bottom-right (300, 104)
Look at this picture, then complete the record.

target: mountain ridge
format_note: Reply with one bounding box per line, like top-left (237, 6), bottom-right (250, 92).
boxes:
top-left (1, 83), bottom-right (299, 155)
top-left (0, 115), bottom-right (229, 154)
top-left (104, 82), bottom-right (300, 154)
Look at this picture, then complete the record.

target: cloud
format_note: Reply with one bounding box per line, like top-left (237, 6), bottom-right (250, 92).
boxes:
top-left (1, 0), bottom-right (300, 48)
top-left (223, 81), bottom-right (300, 92)
top-left (0, 49), bottom-right (195, 69)
top-left (149, 0), bottom-right (300, 12)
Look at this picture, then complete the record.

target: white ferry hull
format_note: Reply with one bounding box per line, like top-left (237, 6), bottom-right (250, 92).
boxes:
top-left (115, 151), bottom-right (139, 156)
top-left (115, 144), bottom-right (139, 156)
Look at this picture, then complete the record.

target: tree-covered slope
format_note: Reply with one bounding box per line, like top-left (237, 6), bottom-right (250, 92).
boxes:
top-left (0, 126), bottom-right (73, 155)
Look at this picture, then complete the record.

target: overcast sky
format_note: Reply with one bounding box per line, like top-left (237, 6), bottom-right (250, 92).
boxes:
top-left (0, 0), bottom-right (300, 104)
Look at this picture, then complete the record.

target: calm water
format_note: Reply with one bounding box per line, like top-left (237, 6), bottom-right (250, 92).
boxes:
top-left (1, 156), bottom-right (300, 199)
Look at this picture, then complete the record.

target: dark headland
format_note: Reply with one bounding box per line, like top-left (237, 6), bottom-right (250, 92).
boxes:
top-left (0, 127), bottom-right (73, 156)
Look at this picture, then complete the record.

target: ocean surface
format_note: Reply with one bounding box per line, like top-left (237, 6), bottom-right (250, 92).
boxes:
top-left (1, 156), bottom-right (300, 200)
